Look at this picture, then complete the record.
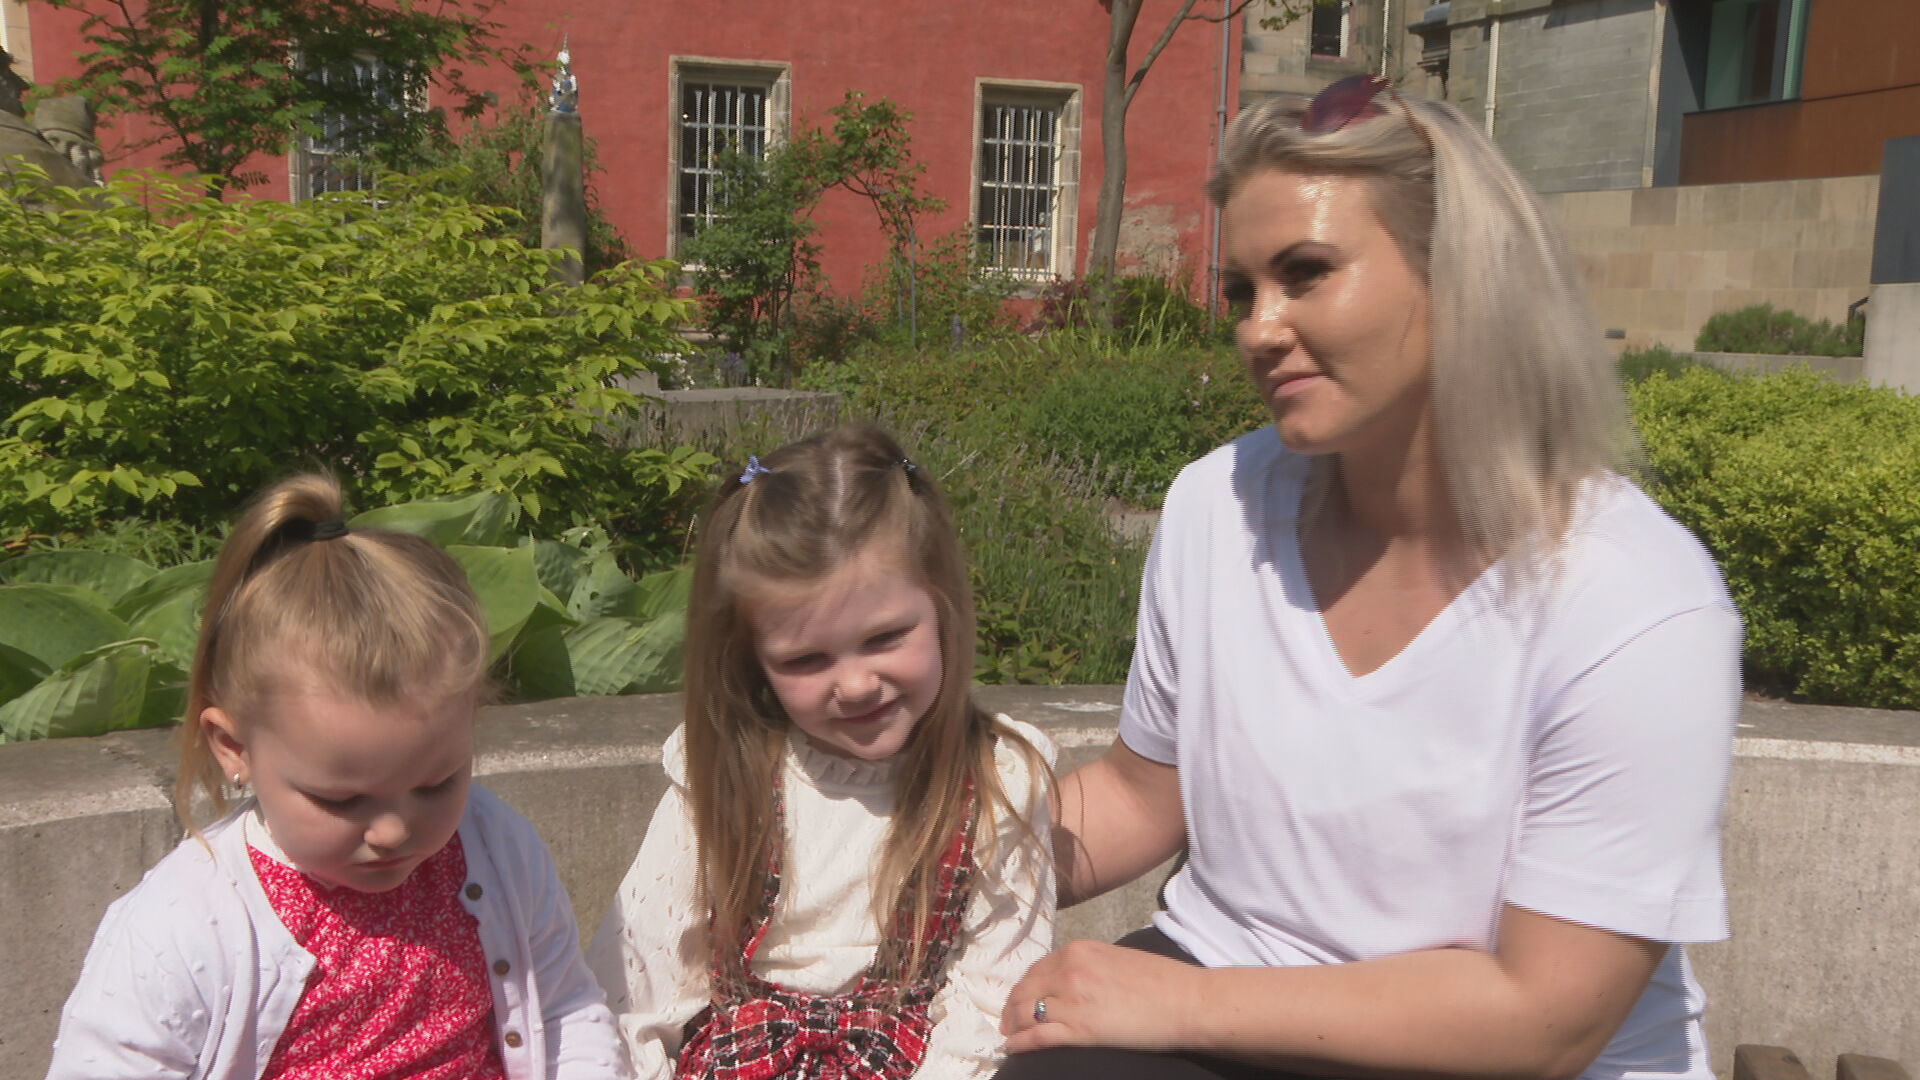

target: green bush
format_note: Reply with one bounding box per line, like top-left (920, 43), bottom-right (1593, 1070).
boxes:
top-left (805, 338), bottom-right (1264, 507)
top-left (622, 402), bottom-right (1148, 686)
top-left (1619, 344), bottom-right (1714, 383)
top-left (1032, 274), bottom-right (1225, 349)
top-left (0, 167), bottom-right (705, 566)
top-left (1694, 303), bottom-right (1864, 357)
top-left (1632, 367), bottom-right (1920, 707)
top-left (0, 491), bottom-right (692, 742)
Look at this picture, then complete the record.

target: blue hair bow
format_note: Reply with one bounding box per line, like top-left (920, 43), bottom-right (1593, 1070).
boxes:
top-left (739, 456), bottom-right (772, 485)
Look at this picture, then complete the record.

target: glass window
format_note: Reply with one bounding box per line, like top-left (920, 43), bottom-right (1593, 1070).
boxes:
top-left (1311, 2), bottom-right (1348, 58)
top-left (1703, 0), bottom-right (1808, 108)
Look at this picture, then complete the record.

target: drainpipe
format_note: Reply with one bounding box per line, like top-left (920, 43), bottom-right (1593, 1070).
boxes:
top-left (1209, 0), bottom-right (1231, 327)
top-left (1641, 0), bottom-right (1665, 186)
top-left (1379, 0), bottom-right (1393, 77)
top-left (1482, 10), bottom-right (1500, 136)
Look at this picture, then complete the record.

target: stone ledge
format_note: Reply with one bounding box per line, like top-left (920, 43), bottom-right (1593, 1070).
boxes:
top-left (1693, 351), bottom-right (1866, 382)
top-left (2, 688), bottom-right (1915, 1079)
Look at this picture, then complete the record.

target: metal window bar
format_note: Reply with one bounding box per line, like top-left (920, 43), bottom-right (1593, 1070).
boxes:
top-left (976, 101), bottom-right (1060, 279)
top-left (302, 57), bottom-right (397, 198)
top-left (678, 80), bottom-right (769, 241)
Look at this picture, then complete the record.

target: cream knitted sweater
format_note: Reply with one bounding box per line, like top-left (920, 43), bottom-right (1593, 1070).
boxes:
top-left (587, 717), bottom-right (1056, 1080)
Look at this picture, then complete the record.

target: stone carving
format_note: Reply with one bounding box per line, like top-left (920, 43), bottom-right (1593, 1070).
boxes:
top-left (33, 96), bottom-right (105, 186)
top-left (0, 48), bottom-right (101, 188)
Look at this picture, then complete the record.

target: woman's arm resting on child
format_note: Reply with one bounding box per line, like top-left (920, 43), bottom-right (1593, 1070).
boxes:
top-left (1053, 736), bottom-right (1184, 908)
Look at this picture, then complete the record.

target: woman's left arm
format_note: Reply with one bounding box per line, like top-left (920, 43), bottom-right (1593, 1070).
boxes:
top-left (1004, 904), bottom-right (1663, 1080)
top-left (1005, 601), bottom-right (1741, 1080)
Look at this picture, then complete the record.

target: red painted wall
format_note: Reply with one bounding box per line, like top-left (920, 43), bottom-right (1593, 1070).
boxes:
top-left (29, 1), bottom-right (1239, 297)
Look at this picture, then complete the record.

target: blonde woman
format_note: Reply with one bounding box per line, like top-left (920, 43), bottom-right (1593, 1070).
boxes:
top-left (998, 78), bottom-right (1741, 1080)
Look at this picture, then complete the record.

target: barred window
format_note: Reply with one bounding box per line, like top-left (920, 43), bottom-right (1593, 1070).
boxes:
top-left (295, 55), bottom-right (406, 201)
top-left (976, 99), bottom-right (1063, 279)
top-left (677, 78), bottom-right (771, 242)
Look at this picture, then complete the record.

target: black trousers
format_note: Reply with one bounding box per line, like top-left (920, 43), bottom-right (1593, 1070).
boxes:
top-left (993, 926), bottom-right (1312, 1080)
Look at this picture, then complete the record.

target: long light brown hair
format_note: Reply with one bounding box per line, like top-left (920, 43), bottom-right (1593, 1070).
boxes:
top-left (682, 424), bottom-right (1049, 980)
top-left (1209, 91), bottom-right (1635, 580)
top-left (175, 473), bottom-right (491, 832)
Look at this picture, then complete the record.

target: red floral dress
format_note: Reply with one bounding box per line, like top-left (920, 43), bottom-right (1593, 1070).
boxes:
top-left (249, 835), bottom-right (509, 1080)
top-left (675, 779), bottom-right (979, 1080)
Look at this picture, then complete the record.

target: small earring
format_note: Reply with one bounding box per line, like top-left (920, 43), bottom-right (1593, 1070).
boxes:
top-left (230, 773), bottom-right (244, 786)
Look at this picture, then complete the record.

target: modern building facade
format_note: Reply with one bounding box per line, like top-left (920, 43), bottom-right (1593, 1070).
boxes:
top-left (1405, 0), bottom-right (1920, 193)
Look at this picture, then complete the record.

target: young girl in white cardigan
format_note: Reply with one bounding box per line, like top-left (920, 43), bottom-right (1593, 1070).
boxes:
top-left (589, 425), bottom-right (1056, 1080)
top-left (47, 474), bottom-right (625, 1080)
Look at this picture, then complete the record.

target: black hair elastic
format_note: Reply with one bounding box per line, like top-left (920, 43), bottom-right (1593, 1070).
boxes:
top-left (297, 517), bottom-right (351, 542)
top-left (899, 457), bottom-right (922, 493)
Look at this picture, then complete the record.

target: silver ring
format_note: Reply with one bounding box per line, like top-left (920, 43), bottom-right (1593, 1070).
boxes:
top-left (1032, 998), bottom-right (1048, 1023)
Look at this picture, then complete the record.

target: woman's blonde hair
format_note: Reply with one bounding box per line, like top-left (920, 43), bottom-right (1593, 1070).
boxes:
top-left (682, 424), bottom-right (1048, 980)
top-left (175, 474), bottom-right (491, 831)
top-left (1210, 91), bottom-right (1635, 574)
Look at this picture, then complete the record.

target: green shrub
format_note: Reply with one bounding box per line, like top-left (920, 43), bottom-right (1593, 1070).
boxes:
top-left (1694, 303), bottom-right (1864, 357)
top-left (806, 338), bottom-right (1263, 507)
top-left (951, 442), bottom-right (1145, 685)
top-left (0, 167), bottom-right (704, 567)
top-left (624, 401), bottom-right (1148, 686)
top-left (1632, 367), bottom-right (1920, 707)
top-left (0, 491), bottom-right (694, 741)
top-left (1619, 344), bottom-right (1714, 383)
top-left (1032, 273), bottom-right (1225, 348)
top-left (855, 226), bottom-right (1024, 355)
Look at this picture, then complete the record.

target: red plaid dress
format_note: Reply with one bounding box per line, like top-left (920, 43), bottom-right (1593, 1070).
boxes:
top-left (675, 777), bottom-right (978, 1080)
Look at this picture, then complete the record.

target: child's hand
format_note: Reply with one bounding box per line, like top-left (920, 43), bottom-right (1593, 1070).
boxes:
top-left (999, 939), bottom-right (1207, 1054)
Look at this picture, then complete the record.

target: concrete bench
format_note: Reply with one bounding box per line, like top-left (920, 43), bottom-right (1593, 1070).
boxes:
top-left (3, 686), bottom-right (1917, 1080)
top-left (1735, 1045), bottom-right (1912, 1080)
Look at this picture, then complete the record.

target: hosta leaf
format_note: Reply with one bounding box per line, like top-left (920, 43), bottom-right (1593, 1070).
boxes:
top-left (0, 639), bottom-right (153, 742)
top-left (351, 490), bottom-right (518, 547)
top-left (562, 611), bottom-right (686, 697)
top-left (626, 565), bottom-right (695, 622)
top-left (111, 559), bottom-right (213, 628)
top-left (0, 549), bottom-right (157, 605)
top-left (0, 584), bottom-right (134, 671)
top-left (447, 544), bottom-right (541, 664)
top-left (531, 539), bottom-right (589, 601)
top-left (507, 623), bottom-right (575, 700)
top-left (0, 641), bottom-right (51, 706)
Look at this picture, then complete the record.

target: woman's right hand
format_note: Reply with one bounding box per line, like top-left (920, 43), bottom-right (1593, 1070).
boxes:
top-left (1052, 737), bottom-right (1184, 907)
top-left (1000, 937), bottom-right (1206, 1053)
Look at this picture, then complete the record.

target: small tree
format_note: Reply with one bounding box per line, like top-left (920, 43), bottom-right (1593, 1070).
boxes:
top-left (1092, 0), bottom-right (1329, 283)
top-left (28, 0), bottom-right (534, 188)
top-left (678, 91), bottom-right (943, 384)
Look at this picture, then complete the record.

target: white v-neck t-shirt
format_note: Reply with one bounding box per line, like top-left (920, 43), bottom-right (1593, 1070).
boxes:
top-left (1120, 428), bottom-right (1741, 1080)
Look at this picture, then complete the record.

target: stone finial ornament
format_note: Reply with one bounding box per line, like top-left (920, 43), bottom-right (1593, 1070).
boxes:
top-left (550, 37), bottom-right (578, 115)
